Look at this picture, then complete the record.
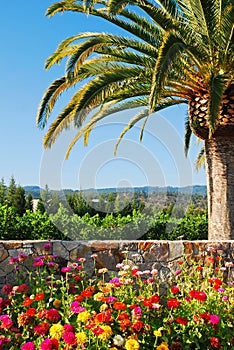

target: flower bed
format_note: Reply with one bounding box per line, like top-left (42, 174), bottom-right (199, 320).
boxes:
top-left (0, 244), bottom-right (234, 349)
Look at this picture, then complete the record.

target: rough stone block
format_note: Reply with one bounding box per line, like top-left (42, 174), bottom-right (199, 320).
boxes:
top-left (0, 245), bottom-right (8, 262)
top-left (143, 242), bottom-right (169, 262)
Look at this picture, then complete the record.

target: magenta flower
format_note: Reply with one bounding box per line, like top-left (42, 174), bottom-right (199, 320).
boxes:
top-left (33, 259), bottom-right (45, 267)
top-left (44, 243), bottom-right (52, 251)
top-left (40, 338), bottom-right (59, 350)
top-left (62, 331), bottom-right (77, 345)
top-left (63, 324), bottom-right (74, 332)
top-left (21, 342), bottom-right (36, 350)
top-left (210, 314), bottom-right (220, 325)
top-left (70, 301), bottom-right (86, 313)
top-left (61, 266), bottom-right (72, 273)
top-left (0, 314), bottom-right (13, 329)
top-left (132, 306), bottom-right (142, 319)
top-left (0, 336), bottom-right (11, 348)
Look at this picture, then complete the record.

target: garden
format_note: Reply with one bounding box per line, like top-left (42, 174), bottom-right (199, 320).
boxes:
top-left (0, 244), bottom-right (234, 349)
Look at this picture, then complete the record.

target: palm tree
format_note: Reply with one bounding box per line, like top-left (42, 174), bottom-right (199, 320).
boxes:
top-left (36, 0), bottom-right (234, 240)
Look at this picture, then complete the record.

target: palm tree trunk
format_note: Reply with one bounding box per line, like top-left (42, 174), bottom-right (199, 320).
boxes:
top-left (205, 135), bottom-right (234, 240)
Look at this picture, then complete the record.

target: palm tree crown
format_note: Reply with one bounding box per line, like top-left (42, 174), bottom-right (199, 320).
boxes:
top-left (37, 0), bottom-right (233, 158)
top-left (37, 0), bottom-right (234, 240)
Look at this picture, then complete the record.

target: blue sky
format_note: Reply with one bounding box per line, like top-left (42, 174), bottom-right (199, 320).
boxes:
top-left (0, 1), bottom-right (206, 190)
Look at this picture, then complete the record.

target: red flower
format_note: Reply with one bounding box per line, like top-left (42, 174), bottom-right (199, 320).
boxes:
top-left (171, 286), bottom-right (180, 294)
top-left (26, 308), bottom-right (37, 316)
top-left (81, 290), bottom-right (93, 298)
top-left (119, 318), bottom-right (132, 331)
top-left (34, 322), bottom-right (50, 335)
top-left (46, 308), bottom-right (60, 322)
top-left (143, 299), bottom-right (153, 308)
top-left (210, 336), bottom-right (221, 349)
top-left (16, 284), bottom-right (29, 293)
top-left (189, 290), bottom-right (207, 302)
top-left (113, 302), bottom-right (126, 310)
top-left (151, 294), bottom-right (160, 303)
top-left (1, 284), bottom-right (13, 295)
top-left (23, 297), bottom-right (34, 307)
top-left (74, 295), bottom-right (83, 302)
top-left (95, 311), bottom-right (112, 323)
top-left (117, 313), bottom-right (129, 320)
top-left (35, 293), bottom-right (45, 301)
top-left (176, 317), bottom-right (188, 325)
top-left (92, 327), bottom-right (104, 336)
top-left (195, 291), bottom-right (207, 302)
top-left (132, 321), bottom-right (144, 333)
top-left (196, 266), bottom-right (203, 271)
top-left (167, 298), bottom-right (180, 309)
top-left (131, 267), bottom-right (140, 277)
top-left (199, 312), bottom-right (210, 324)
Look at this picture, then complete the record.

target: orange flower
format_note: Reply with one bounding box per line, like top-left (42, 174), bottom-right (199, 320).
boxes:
top-left (113, 302), bottom-right (126, 310)
top-left (35, 293), bottom-right (45, 301)
top-left (26, 308), bottom-right (36, 316)
top-left (17, 313), bottom-right (32, 327)
top-left (119, 318), bottom-right (132, 331)
top-left (22, 297), bottom-right (33, 307)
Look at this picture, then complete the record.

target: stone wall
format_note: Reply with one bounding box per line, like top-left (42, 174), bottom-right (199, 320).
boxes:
top-left (0, 240), bottom-right (234, 287)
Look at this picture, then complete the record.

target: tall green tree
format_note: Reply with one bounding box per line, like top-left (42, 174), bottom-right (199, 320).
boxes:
top-left (0, 177), bottom-right (7, 205)
top-left (25, 192), bottom-right (33, 211)
top-left (6, 176), bottom-right (17, 207)
top-left (13, 185), bottom-right (26, 216)
top-left (37, 0), bottom-right (234, 239)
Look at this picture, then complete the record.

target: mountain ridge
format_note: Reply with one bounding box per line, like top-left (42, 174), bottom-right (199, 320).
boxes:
top-left (23, 185), bottom-right (207, 198)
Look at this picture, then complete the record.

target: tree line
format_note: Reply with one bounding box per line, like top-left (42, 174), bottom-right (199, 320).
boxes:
top-left (0, 177), bottom-right (208, 241)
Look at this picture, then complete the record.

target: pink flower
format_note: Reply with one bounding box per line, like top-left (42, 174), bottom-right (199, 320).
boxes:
top-left (33, 259), bottom-right (45, 267)
top-left (62, 331), bottom-right (77, 345)
top-left (21, 342), bottom-right (36, 350)
top-left (78, 257), bottom-right (86, 262)
top-left (63, 324), bottom-right (74, 332)
top-left (43, 243), bottom-right (52, 251)
top-left (132, 307), bottom-right (142, 319)
top-left (40, 338), bottom-right (59, 350)
top-left (210, 314), bottom-right (220, 325)
top-left (0, 315), bottom-right (13, 329)
top-left (61, 266), bottom-right (72, 273)
top-left (70, 301), bottom-right (85, 314)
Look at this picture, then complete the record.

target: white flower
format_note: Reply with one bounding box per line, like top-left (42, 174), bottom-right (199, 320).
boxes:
top-left (113, 335), bottom-right (125, 346)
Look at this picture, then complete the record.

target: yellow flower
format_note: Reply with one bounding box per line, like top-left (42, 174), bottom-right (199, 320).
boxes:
top-left (98, 325), bottom-right (113, 341)
top-left (77, 311), bottom-right (91, 323)
top-left (98, 268), bottom-right (109, 273)
top-left (109, 348), bottom-right (118, 350)
top-left (49, 323), bottom-right (64, 339)
top-left (125, 338), bottom-right (140, 350)
top-left (154, 330), bottom-right (162, 337)
top-left (157, 342), bottom-right (169, 350)
top-left (94, 292), bottom-right (104, 301)
top-left (100, 303), bottom-right (109, 312)
top-left (53, 299), bottom-right (61, 309)
top-left (76, 332), bottom-right (87, 345)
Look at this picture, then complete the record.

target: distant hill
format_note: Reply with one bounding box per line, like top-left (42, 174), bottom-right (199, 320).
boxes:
top-left (23, 185), bottom-right (207, 198)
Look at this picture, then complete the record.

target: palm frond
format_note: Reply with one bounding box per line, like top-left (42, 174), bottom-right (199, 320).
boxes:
top-left (208, 72), bottom-right (227, 133)
top-left (184, 115), bottom-right (192, 156)
top-left (195, 146), bottom-right (205, 171)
